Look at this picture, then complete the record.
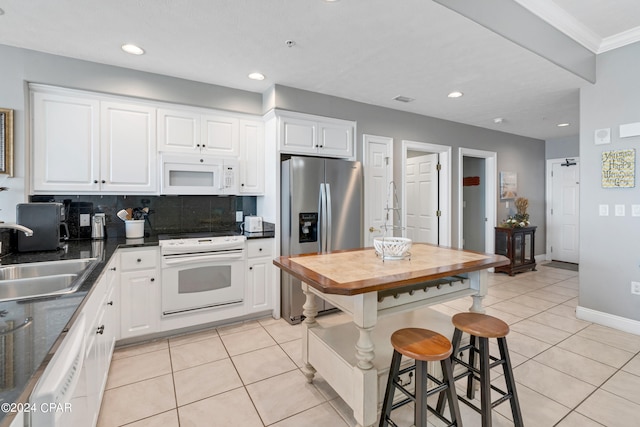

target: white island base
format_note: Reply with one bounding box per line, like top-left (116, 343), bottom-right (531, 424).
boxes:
top-left (300, 269), bottom-right (487, 427)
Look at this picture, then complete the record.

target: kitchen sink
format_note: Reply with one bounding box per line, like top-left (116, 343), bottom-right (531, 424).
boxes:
top-left (0, 258), bottom-right (99, 302)
top-left (0, 258), bottom-right (97, 280)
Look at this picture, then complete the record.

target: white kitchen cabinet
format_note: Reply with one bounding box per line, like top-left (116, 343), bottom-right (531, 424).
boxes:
top-left (158, 107), bottom-right (240, 156)
top-left (31, 85), bottom-right (158, 194)
top-left (278, 111), bottom-right (355, 158)
top-left (201, 114), bottom-right (239, 156)
top-left (246, 239), bottom-right (274, 314)
top-left (31, 90), bottom-right (100, 193)
top-left (100, 101), bottom-right (157, 193)
top-left (157, 107), bottom-right (201, 152)
top-left (119, 247), bottom-right (160, 339)
top-left (239, 119), bottom-right (265, 194)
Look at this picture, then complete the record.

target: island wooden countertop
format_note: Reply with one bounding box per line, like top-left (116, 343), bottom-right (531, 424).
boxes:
top-left (273, 243), bottom-right (510, 296)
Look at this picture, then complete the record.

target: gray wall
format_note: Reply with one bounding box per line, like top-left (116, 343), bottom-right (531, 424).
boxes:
top-left (272, 85), bottom-right (547, 253)
top-left (579, 41), bottom-right (640, 322)
top-left (0, 44), bottom-right (262, 222)
top-left (546, 135), bottom-right (579, 159)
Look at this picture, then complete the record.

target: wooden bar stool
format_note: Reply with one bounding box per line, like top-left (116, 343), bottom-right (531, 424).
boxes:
top-left (441, 312), bottom-right (524, 427)
top-left (380, 328), bottom-right (462, 427)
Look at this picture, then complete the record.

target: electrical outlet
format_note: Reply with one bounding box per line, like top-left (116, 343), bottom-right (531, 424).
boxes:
top-left (615, 204), bottom-right (626, 216)
top-left (632, 281), bottom-right (640, 295)
top-left (80, 213), bottom-right (90, 226)
top-left (236, 211), bottom-right (243, 222)
top-left (632, 205), bottom-right (640, 217)
top-left (599, 205), bottom-right (609, 216)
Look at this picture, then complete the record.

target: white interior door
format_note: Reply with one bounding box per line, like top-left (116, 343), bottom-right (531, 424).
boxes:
top-left (364, 135), bottom-right (393, 246)
top-left (549, 160), bottom-right (580, 263)
top-left (406, 153), bottom-right (438, 244)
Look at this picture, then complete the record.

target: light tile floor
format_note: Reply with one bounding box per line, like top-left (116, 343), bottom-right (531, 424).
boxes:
top-left (98, 264), bottom-right (640, 426)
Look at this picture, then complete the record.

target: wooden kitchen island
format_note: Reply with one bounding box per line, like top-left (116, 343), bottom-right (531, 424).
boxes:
top-left (274, 244), bottom-right (509, 427)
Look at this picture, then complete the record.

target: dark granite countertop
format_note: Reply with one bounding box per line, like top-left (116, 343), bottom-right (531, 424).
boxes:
top-left (0, 228), bottom-right (274, 426)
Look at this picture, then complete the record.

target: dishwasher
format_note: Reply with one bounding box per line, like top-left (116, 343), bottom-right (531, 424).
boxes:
top-left (30, 312), bottom-right (86, 427)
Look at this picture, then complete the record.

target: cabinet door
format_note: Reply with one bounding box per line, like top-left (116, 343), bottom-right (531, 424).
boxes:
top-left (280, 116), bottom-right (317, 154)
top-left (120, 269), bottom-right (159, 339)
top-left (158, 108), bottom-right (200, 152)
top-left (100, 101), bottom-right (157, 193)
top-left (239, 119), bottom-right (265, 194)
top-left (32, 91), bottom-right (100, 192)
top-left (201, 114), bottom-right (239, 156)
top-left (247, 258), bottom-right (271, 312)
top-left (318, 120), bottom-right (354, 158)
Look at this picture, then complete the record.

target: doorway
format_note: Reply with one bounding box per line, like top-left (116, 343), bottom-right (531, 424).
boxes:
top-left (546, 158), bottom-right (580, 263)
top-left (363, 134), bottom-right (394, 247)
top-left (458, 148), bottom-right (497, 253)
top-left (401, 140), bottom-right (451, 246)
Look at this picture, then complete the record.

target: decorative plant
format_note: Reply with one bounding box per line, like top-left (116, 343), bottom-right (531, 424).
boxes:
top-left (501, 197), bottom-right (530, 227)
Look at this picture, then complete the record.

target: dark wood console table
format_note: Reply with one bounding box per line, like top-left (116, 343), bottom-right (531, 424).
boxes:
top-left (494, 226), bottom-right (537, 275)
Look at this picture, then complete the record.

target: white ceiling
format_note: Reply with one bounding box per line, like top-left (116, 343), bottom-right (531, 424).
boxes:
top-left (1, 0), bottom-right (639, 141)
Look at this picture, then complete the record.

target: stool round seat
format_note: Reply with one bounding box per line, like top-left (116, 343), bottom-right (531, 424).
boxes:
top-left (452, 312), bottom-right (509, 338)
top-left (390, 328), bottom-right (452, 362)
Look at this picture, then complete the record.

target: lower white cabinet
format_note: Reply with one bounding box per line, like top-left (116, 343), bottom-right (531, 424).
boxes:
top-left (119, 247), bottom-right (160, 339)
top-left (246, 239), bottom-right (274, 314)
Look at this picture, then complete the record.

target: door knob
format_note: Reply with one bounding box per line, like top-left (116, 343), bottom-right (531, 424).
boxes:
top-left (369, 226), bottom-right (380, 233)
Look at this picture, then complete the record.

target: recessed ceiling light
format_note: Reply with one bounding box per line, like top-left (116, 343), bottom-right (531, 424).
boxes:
top-left (447, 91), bottom-right (463, 98)
top-left (248, 72), bottom-right (265, 81)
top-left (393, 95), bottom-right (415, 103)
top-left (493, 118), bottom-right (504, 124)
top-left (121, 44), bottom-right (145, 55)
top-left (557, 123), bottom-right (570, 127)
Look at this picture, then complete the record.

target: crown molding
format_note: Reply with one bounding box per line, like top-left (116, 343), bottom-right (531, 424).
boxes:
top-left (599, 26), bottom-right (640, 53)
top-left (514, 0), bottom-right (601, 53)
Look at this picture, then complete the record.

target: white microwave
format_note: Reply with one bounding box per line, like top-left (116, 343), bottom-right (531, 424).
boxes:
top-left (161, 153), bottom-right (239, 195)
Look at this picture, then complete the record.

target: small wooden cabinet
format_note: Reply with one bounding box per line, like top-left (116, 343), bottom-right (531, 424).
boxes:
top-left (494, 226), bottom-right (537, 275)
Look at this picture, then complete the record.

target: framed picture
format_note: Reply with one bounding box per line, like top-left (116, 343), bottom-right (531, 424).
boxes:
top-left (602, 149), bottom-right (635, 188)
top-left (0, 108), bottom-right (14, 177)
top-left (500, 171), bottom-right (517, 199)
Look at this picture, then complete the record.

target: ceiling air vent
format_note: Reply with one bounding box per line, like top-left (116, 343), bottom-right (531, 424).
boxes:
top-left (393, 95), bottom-right (414, 103)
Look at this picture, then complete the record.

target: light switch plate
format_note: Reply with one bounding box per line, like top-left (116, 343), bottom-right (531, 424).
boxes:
top-left (599, 205), bottom-right (609, 216)
top-left (615, 205), bottom-right (626, 216)
top-left (236, 211), bottom-right (243, 222)
top-left (632, 205), bottom-right (640, 217)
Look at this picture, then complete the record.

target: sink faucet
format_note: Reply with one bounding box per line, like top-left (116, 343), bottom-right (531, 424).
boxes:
top-left (0, 223), bottom-right (34, 236)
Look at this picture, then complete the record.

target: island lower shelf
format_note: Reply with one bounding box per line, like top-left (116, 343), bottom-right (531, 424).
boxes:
top-left (309, 306), bottom-right (460, 410)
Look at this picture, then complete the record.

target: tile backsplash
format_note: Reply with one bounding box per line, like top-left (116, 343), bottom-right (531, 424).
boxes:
top-left (30, 194), bottom-right (258, 238)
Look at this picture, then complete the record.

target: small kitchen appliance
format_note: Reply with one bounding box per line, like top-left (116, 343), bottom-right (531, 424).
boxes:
top-left (245, 216), bottom-right (263, 232)
top-left (16, 203), bottom-right (61, 252)
top-left (91, 213), bottom-right (106, 240)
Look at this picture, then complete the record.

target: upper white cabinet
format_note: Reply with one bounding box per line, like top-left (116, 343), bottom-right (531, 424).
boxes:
top-left (32, 90), bottom-right (100, 193)
top-left (157, 108), bottom-right (200, 152)
top-left (158, 107), bottom-right (240, 156)
top-left (100, 101), bottom-right (157, 193)
top-left (278, 111), bottom-right (355, 158)
top-left (31, 86), bottom-right (157, 194)
top-left (239, 119), bottom-right (265, 194)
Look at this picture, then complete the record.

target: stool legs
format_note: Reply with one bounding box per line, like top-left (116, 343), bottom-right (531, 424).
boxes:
top-left (498, 337), bottom-right (524, 426)
top-left (379, 350), bottom-right (402, 427)
top-left (446, 329), bottom-right (524, 427)
top-left (380, 349), bottom-right (461, 427)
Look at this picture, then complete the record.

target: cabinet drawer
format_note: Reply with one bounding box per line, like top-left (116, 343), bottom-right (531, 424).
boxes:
top-left (247, 240), bottom-right (273, 258)
top-left (120, 248), bottom-right (157, 271)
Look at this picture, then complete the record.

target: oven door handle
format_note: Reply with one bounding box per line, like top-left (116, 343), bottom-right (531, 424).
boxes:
top-left (163, 252), bottom-right (244, 265)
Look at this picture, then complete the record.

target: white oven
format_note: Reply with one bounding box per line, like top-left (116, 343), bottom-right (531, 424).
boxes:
top-left (160, 153), bottom-right (239, 195)
top-left (159, 235), bottom-right (246, 316)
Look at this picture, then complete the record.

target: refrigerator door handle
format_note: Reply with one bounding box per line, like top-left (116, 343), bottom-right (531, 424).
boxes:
top-left (325, 183), bottom-right (332, 251)
top-left (319, 183), bottom-right (326, 252)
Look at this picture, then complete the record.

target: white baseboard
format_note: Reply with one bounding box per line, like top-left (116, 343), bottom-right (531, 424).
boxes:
top-left (576, 305), bottom-right (640, 336)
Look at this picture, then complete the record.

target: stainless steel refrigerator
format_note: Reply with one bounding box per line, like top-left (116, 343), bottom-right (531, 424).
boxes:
top-left (281, 156), bottom-right (363, 324)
